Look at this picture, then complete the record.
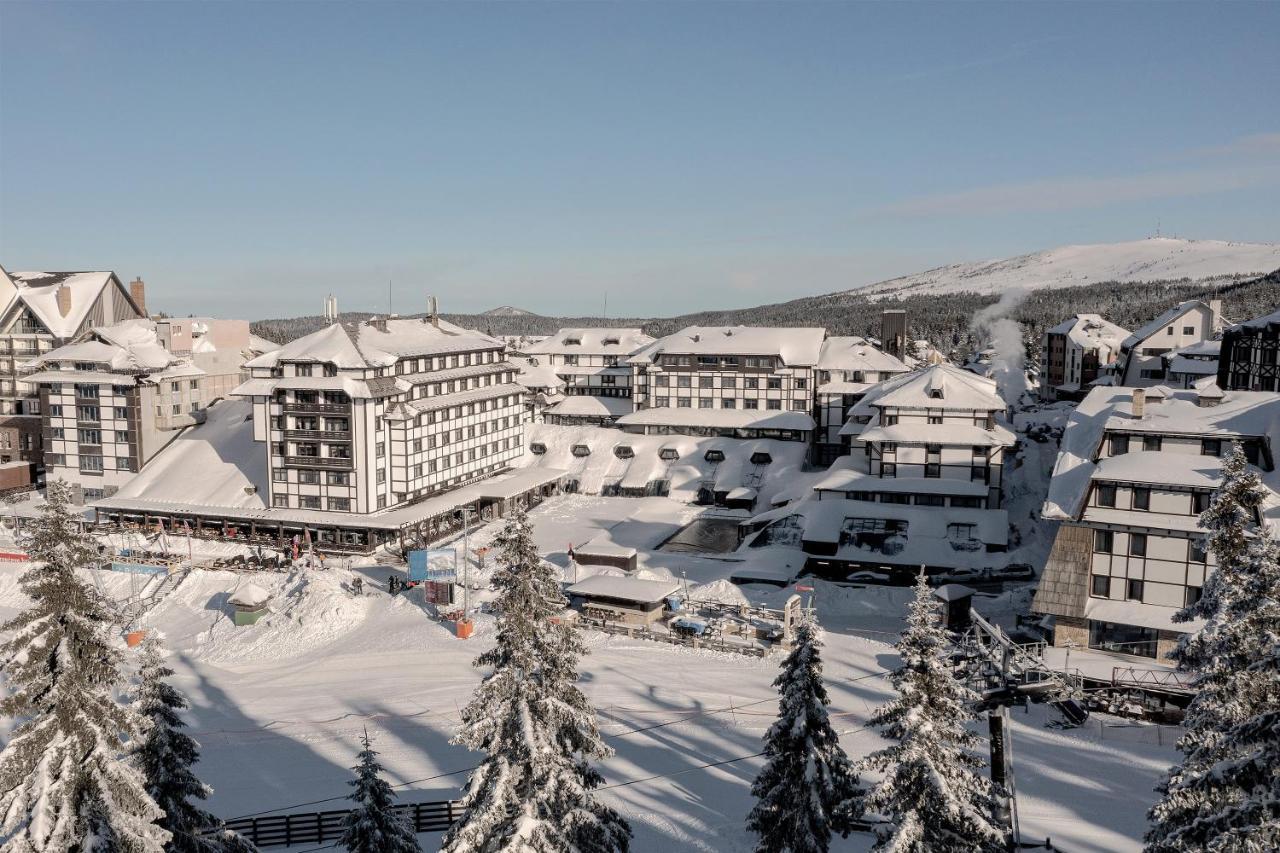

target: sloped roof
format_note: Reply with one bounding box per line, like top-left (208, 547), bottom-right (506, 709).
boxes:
top-left (616, 407), bottom-right (815, 431)
top-left (1122, 300), bottom-right (1220, 349)
top-left (816, 336), bottom-right (910, 373)
top-left (631, 326), bottom-right (826, 367)
top-left (247, 318), bottom-right (502, 370)
top-left (861, 362), bottom-right (1006, 411)
top-left (8, 271), bottom-right (133, 339)
top-left (1048, 314), bottom-right (1130, 351)
top-left (25, 318), bottom-right (184, 375)
top-left (523, 328), bottom-right (654, 355)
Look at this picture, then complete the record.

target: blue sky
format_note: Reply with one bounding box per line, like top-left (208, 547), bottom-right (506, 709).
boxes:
top-left (2, 1), bottom-right (1277, 319)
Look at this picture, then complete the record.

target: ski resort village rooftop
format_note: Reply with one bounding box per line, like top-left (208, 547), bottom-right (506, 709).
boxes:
top-left (1034, 383), bottom-right (1280, 659)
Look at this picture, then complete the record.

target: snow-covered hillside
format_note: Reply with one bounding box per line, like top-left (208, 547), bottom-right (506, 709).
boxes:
top-left (482, 305), bottom-right (539, 316)
top-left (855, 237), bottom-right (1280, 299)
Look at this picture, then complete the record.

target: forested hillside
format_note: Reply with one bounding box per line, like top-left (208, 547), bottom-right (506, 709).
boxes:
top-left (252, 269), bottom-right (1279, 367)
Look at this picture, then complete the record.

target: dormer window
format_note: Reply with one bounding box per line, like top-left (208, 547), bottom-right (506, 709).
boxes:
top-left (565, 337), bottom-right (582, 346)
top-left (929, 388), bottom-right (943, 399)
top-left (602, 336), bottom-right (620, 346)
top-left (75, 362), bottom-right (98, 372)
top-left (323, 364), bottom-right (337, 377)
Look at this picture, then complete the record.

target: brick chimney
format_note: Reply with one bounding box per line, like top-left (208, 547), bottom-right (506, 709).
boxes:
top-left (1131, 388), bottom-right (1145, 419)
top-left (55, 284), bottom-right (72, 317)
top-left (130, 277), bottom-right (147, 317)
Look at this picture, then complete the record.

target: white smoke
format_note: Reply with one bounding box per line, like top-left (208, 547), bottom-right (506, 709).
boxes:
top-left (969, 287), bottom-right (1029, 405)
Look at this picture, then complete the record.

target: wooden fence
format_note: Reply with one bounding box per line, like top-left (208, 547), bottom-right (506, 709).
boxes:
top-left (222, 800), bottom-right (459, 847)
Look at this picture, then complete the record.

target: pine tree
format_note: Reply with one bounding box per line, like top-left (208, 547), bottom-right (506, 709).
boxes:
top-left (441, 508), bottom-right (631, 853)
top-left (1147, 445), bottom-right (1280, 851)
top-left (339, 730), bottom-right (420, 853)
top-left (860, 575), bottom-right (1006, 853)
top-left (133, 634), bottom-right (258, 853)
top-left (747, 618), bottom-right (863, 853)
top-left (0, 480), bottom-right (169, 852)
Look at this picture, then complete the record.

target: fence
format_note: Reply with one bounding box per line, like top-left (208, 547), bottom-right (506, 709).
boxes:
top-left (222, 800), bottom-right (459, 847)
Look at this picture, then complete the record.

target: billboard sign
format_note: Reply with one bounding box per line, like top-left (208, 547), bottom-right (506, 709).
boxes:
top-left (110, 562), bottom-right (168, 576)
top-left (408, 548), bottom-right (457, 582)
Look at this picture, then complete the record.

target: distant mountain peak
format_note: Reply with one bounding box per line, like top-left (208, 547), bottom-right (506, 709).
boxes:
top-left (852, 237), bottom-right (1280, 299)
top-left (483, 305), bottom-right (539, 316)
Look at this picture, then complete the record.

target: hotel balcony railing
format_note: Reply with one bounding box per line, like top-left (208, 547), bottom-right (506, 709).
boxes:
top-left (285, 455), bottom-right (354, 470)
top-left (284, 428), bottom-right (352, 441)
top-left (282, 401), bottom-right (351, 414)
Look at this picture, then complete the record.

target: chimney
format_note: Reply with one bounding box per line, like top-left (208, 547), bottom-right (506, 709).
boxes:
top-left (323, 294), bottom-right (338, 323)
top-left (130, 277), bottom-right (147, 316)
top-left (428, 295), bottom-right (439, 328)
top-left (1131, 388), bottom-right (1145, 419)
top-left (1209, 298), bottom-right (1223, 331)
top-left (56, 284), bottom-right (72, 317)
top-left (369, 315), bottom-right (387, 333)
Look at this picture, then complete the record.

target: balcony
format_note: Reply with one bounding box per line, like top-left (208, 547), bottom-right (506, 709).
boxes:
top-left (284, 428), bottom-right (352, 441)
top-left (285, 455), bottom-right (354, 470)
top-left (282, 401), bottom-right (351, 414)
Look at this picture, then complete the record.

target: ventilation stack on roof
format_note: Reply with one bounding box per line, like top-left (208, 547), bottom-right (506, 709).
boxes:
top-left (368, 315), bottom-right (388, 333)
top-left (1131, 388), bottom-right (1145, 419)
top-left (323, 294), bottom-right (338, 323)
top-left (1210, 298), bottom-right (1223, 330)
top-left (55, 284), bottom-right (72, 318)
top-left (881, 309), bottom-right (907, 360)
top-left (1197, 383), bottom-right (1225, 408)
top-left (129, 277), bottom-right (147, 316)
top-left (427, 295), bottom-right (439, 328)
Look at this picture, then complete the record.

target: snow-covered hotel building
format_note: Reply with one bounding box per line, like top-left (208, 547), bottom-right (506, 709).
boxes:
top-left (94, 315), bottom-right (562, 553)
top-left (741, 364), bottom-right (1014, 576)
top-left (521, 328), bottom-right (654, 425)
top-left (0, 266), bottom-right (149, 487)
top-left (24, 318), bottom-right (255, 503)
top-left (1034, 384), bottom-right (1280, 659)
top-left (1116, 299), bottom-right (1223, 387)
top-left (623, 326), bottom-right (822, 443)
top-left (1217, 305), bottom-right (1280, 393)
top-left (1040, 313), bottom-right (1129, 401)
top-left (812, 336), bottom-right (909, 465)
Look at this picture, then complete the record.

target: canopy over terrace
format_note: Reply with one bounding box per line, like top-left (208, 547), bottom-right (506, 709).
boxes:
top-left (91, 467), bottom-right (566, 555)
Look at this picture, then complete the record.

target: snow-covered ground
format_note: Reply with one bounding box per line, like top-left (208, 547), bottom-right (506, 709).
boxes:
top-left (0, 483), bottom-right (1179, 853)
top-left (853, 236), bottom-right (1280, 299)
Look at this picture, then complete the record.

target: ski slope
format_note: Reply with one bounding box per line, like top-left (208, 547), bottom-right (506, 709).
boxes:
top-left (854, 237), bottom-right (1280, 299)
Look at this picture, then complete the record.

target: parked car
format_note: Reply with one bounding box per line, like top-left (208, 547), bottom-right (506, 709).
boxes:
top-left (935, 567), bottom-right (985, 585)
top-left (845, 570), bottom-right (893, 585)
top-left (988, 563), bottom-right (1036, 581)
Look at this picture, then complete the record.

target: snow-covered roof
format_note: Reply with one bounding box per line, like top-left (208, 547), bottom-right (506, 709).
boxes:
top-left (1092, 451), bottom-right (1225, 489)
top-left (575, 540), bottom-right (638, 559)
top-left (1122, 300), bottom-right (1220, 349)
top-left (1176, 339), bottom-right (1220, 357)
top-left (817, 380), bottom-right (873, 396)
top-left (248, 333), bottom-right (280, 354)
top-left (522, 328), bottom-right (654, 356)
top-left (816, 336), bottom-right (909, 373)
top-left (567, 574), bottom-right (680, 603)
top-left (811, 468), bottom-right (990, 497)
top-left (544, 395), bottom-right (633, 418)
top-left (23, 318), bottom-right (221, 385)
top-left (229, 584), bottom-right (270, 608)
top-left (1047, 314), bottom-right (1130, 351)
top-left (615, 407), bottom-right (815, 431)
top-left (1167, 356), bottom-right (1219, 377)
top-left (508, 356), bottom-right (566, 391)
top-left (1230, 306), bottom-right (1280, 333)
top-left (726, 487), bottom-right (757, 500)
top-left (1043, 385), bottom-right (1280, 526)
top-left (247, 318), bottom-right (501, 371)
top-left (631, 326), bottom-right (826, 367)
top-left (1084, 596), bottom-right (1202, 634)
top-left (856, 363), bottom-right (1006, 412)
top-left (8, 271), bottom-right (139, 339)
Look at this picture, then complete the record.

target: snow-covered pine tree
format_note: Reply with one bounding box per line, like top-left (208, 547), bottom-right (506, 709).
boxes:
top-left (747, 617), bottom-right (863, 853)
top-left (339, 729), bottom-right (419, 853)
top-left (133, 634), bottom-right (258, 853)
top-left (0, 480), bottom-right (169, 852)
top-left (441, 508), bottom-right (630, 853)
top-left (860, 575), bottom-right (1006, 853)
top-left (1147, 444), bottom-right (1280, 852)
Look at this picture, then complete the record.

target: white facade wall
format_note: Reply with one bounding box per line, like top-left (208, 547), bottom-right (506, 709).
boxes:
top-left (1123, 303), bottom-right (1217, 386)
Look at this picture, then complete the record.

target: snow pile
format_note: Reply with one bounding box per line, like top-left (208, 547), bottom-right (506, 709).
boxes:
top-left (688, 578), bottom-right (751, 607)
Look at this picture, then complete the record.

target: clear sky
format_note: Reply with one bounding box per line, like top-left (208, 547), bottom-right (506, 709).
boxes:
top-left (1, 1), bottom-right (1277, 319)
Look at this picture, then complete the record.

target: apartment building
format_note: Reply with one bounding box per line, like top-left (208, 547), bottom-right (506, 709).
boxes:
top-left (234, 316), bottom-right (524, 516)
top-left (1164, 339), bottom-right (1220, 389)
top-left (1035, 384), bottom-right (1280, 659)
top-left (522, 328), bottom-right (654, 399)
top-left (0, 266), bottom-right (148, 484)
top-left (1040, 313), bottom-right (1130, 401)
top-left (23, 318), bottom-right (254, 502)
top-left (813, 336), bottom-right (909, 465)
top-left (1217, 306), bottom-right (1280, 392)
top-left (624, 326), bottom-right (822, 441)
top-left (1117, 299), bottom-right (1223, 387)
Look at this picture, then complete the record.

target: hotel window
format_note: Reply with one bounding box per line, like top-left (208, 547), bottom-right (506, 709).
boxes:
top-left (794, 377), bottom-right (807, 390)
top-left (1142, 435), bottom-right (1162, 452)
top-left (676, 376), bottom-right (691, 388)
top-left (1189, 538), bottom-right (1209, 563)
top-left (722, 376), bottom-right (736, 389)
top-left (1201, 439), bottom-right (1222, 457)
top-left (1184, 586), bottom-right (1203, 607)
top-left (881, 462), bottom-right (897, 478)
top-left (971, 466), bottom-right (989, 484)
top-left (1133, 487), bottom-right (1150, 510)
top-left (1091, 575), bottom-right (1111, 597)
top-left (743, 399), bottom-right (758, 409)
top-left (1110, 435), bottom-right (1129, 455)
top-left (677, 398), bottom-right (691, 408)
top-left (328, 498), bottom-right (350, 512)
top-left (375, 442), bottom-right (385, 457)
top-left (1126, 579), bottom-right (1144, 601)
top-left (722, 398), bottom-right (736, 409)
top-left (273, 469), bottom-right (287, 482)
top-left (654, 396), bottom-right (669, 407)
top-left (1097, 484), bottom-right (1116, 507)
top-left (116, 457), bottom-right (133, 472)
top-left (80, 455), bottom-right (104, 473)
top-left (655, 375), bottom-right (669, 387)
top-left (1129, 532), bottom-right (1147, 557)
top-left (744, 378), bottom-right (759, 390)
top-left (766, 399), bottom-right (781, 410)
top-left (77, 429), bottom-right (102, 445)
top-left (1094, 529), bottom-right (1114, 553)
top-left (78, 405), bottom-right (100, 422)
top-left (699, 376), bottom-right (714, 389)
top-left (377, 495), bottom-right (387, 509)
top-left (376, 469), bottom-right (386, 484)
top-left (327, 471), bottom-right (349, 486)
top-left (925, 463), bottom-right (941, 478)
top-left (114, 407), bottom-right (128, 420)
top-left (298, 495), bottom-right (321, 510)
top-left (699, 398), bottom-right (713, 408)
top-left (298, 470), bottom-right (320, 484)
top-left (766, 377), bottom-right (782, 390)
top-left (273, 494), bottom-right (290, 508)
